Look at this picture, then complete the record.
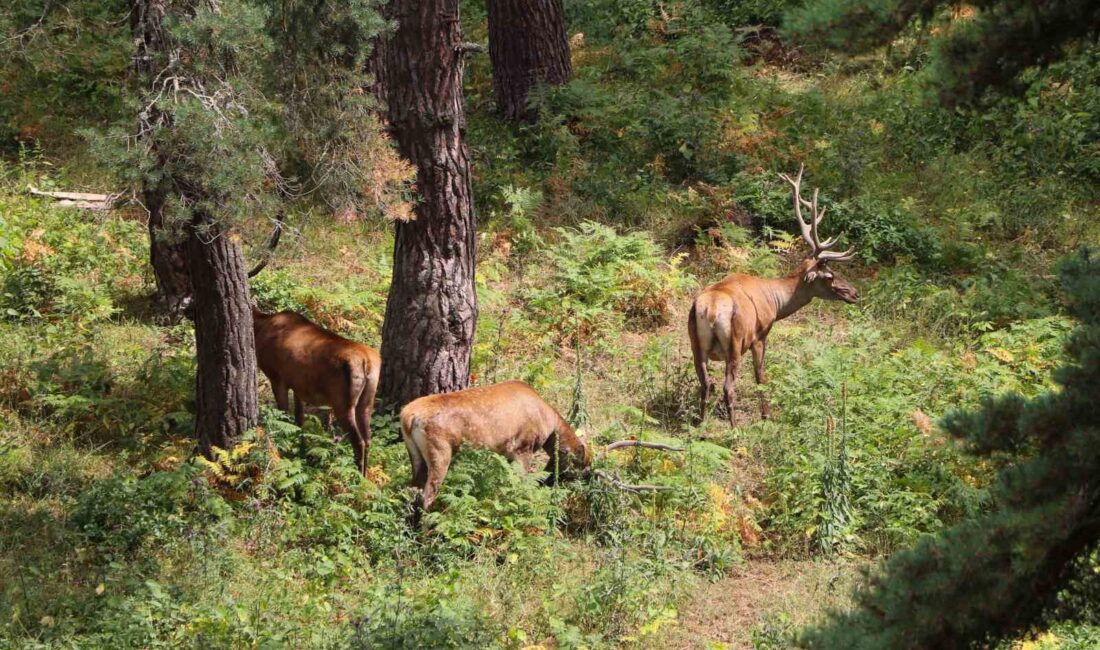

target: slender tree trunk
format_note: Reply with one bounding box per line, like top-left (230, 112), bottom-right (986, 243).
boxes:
top-left (486, 0), bottom-right (571, 121)
top-left (378, 0), bottom-right (477, 409)
top-left (188, 212), bottom-right (258, 455)
top-left (133, 0), bottom-right (192, 316)
top-left (145, 184), bottom-right (193, 315)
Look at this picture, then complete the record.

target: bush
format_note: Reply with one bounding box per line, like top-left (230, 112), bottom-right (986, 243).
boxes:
top-left (750, 313), bottom-right (1067, 556)
top-left (72, 464), bottom-right (230, 555)
top-left (351, 587), bottom-right (502, 649)
top-left (0, 190), bottom-right (145, 323)
top-left (525, 221), bottom-right (692, 341)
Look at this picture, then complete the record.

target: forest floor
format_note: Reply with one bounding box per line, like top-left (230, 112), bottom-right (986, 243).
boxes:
top-left (671, 560), bottom-right (865, 649)
top-left (3, 2), bottom-right (1097, 644)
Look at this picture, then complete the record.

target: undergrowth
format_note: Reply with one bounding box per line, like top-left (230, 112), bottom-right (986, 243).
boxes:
top-left (2, 0), bottom-right (1097, 645)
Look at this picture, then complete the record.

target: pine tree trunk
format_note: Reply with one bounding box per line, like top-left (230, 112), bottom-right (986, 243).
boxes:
top-left (145, 184), bottom-right (193, 316)
top-left (486, 0), bottom-right (572, 121)
top-left (133, 0), bottom-right (193, 317)
top-left (188, 212), bottom-right (258, 455)
top-left (378, 0), bottom-right (478, 409)
top-left (366, 18), bottom-right (388, 108)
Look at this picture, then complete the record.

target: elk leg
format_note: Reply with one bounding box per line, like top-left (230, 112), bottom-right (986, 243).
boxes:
top-left (273, 380), bottom-right (290, 414)
top-left (293, 393), bottom-right (304, 427)
top-left (420, 442), bottom-right (452, 512)
top-left (752, 340), bottom-right (771, 420)
top-left (334, 408), bottom-right (366, 476)
top-left (724, 348), bottom-right (743, 428)
top-left (407, 444), bottom-right (428, 489)
top-left (354, 378), bottom-right (377, 473)
top-left (696, 362), bottom-right (710, 425)
top-left (688, 305), bottom-right (709, 424)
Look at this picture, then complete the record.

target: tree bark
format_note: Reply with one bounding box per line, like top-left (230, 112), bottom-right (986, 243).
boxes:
top-left (486, 0), bottom-right (572, 121)
top-left (145, 184), bottom-right (193, 316)
top-left (365, 16), bottom-right (388, 108)
top-left (188, 212), bottom-right (259, 455)
top-left (378, 0), bottom-right (478, 409)
top-left (132, 0), bottom-right (193, 317)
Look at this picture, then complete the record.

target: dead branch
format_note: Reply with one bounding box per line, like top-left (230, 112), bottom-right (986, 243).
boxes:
top-left (592, 469), bottom-right (675, 493)
top-left (605, 440), bottom-right (686, 453)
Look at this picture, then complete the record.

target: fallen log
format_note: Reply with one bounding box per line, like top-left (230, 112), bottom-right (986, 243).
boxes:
top-left (28, 187), bottom-right (111, 202)
top-left (27, 186), bottom-right (118, 210)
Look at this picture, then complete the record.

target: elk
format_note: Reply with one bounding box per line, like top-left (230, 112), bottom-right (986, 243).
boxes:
top-left (252, 309), bottom-right (380, 477)
top-left (688, 165), bottom-right (859, 426)
top-left (400, 380), bottom-right (682, 514)
top-left (244, 214), bottom-right (380, 476)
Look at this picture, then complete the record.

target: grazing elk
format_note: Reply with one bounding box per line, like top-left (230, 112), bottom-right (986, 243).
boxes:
top-left (399, 380), bottom-right (683, 515)
top-left (252, 307), bottom-right (380, 476)
top-left (400, 380), bottom-right (590, 512)
top-left (689, 165), bottom-right (859, 426)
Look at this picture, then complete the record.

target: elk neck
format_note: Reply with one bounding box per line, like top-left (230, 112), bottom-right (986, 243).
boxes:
top-left (766, 271), bottom-right (815, 321)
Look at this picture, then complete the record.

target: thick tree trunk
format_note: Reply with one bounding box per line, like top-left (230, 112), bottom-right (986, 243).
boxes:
top-left (486, 0), bottom-right (572, 121)
top-left (378, 0), bottom-right (477, 409)
top-left (133, 0), bottom-right (193, 316)
top-left (188, 212), bottom-right (259, 455)
top-left (365, 21), bottom-right (388, 108)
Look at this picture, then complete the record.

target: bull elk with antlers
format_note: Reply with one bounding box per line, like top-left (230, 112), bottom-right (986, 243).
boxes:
top-left (689, 165), bottom-right (859, 426)
top-left (246, 215), bottom-right (381, 476)
top-left (400, 380), bottom-right (682, 516)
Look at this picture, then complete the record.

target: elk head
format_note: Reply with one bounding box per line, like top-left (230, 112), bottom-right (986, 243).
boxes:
top-left (541, 427), bottom-right (593, 485)
top-left (779, 165), bottom-right (859, 304)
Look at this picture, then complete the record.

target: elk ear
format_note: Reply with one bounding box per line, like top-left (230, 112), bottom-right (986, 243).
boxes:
top-left (804, 262), bottom-right (833, 283)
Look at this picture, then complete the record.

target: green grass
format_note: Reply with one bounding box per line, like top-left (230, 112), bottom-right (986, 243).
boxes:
top-left (1, 1), bottom-right (1097, 645)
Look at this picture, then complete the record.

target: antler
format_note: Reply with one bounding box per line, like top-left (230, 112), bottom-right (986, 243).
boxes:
top-left (591, 438), bottom-right (685, 493)
top-left (778, 165), bottom-right (856, 263)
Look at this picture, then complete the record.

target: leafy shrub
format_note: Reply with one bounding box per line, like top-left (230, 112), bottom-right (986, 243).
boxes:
top-left (706, 0), bottom-right (805, 27)
top-left (351, 587), bottom-right (502, 649)
top-left (0, 191), bottom-right (145, 323)
top-left (249, 268), bottom-right (310, 314)
top-left (732, 170), bottom-right (941, 265)
top-left (72, 464), bottom-right (230, 555)
top-left (572, 551), bottom-right (681, 643)
top-left (526, 221), bottom-right (692, 340)
top-left (751, 318), bottom-right (1063, 555)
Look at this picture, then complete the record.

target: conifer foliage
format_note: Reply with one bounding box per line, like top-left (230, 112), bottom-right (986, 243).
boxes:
top-left (788, 0), bottom-right (1100, 105)
top-left (802, 248), bottom-right (1100, 649)
top-left (114, 0), bottom-right (393, 453)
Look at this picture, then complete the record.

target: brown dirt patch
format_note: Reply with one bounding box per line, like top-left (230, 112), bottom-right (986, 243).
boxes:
top-left (666, 559), bottom-right (864, 649)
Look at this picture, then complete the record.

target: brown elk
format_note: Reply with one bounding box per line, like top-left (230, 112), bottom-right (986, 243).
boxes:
top-left (252, 307), bottom-right (380, 476)
top-left (244, 214), bottom-right (380, 476)
top-left (688, 165), bottom-right (859, 426)
top-left (400, 380), bottom-right (682, 514)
